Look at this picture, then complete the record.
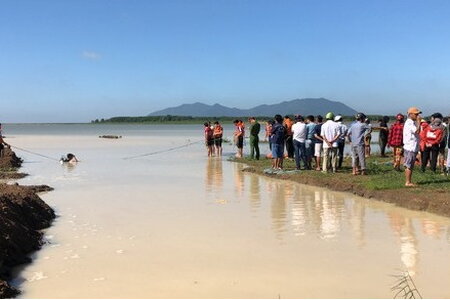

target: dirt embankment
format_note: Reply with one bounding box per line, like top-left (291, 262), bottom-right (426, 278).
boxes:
top-left (0, 150), bottom-right (55, 298)
top-left (0, 148), bottom-right (27, 180)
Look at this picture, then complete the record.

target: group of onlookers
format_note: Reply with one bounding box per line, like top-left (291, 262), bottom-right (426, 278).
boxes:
top-left (205, 107), bottom-right (449, 187)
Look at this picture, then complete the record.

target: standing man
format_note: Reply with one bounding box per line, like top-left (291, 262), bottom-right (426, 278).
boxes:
top-left (283, 116), bottom-right (294, 159)
top-left (271, 115), bottom-right (285, 170)
top-left (305, 115), bottom-right (316, 170)
top-left (403, 107), bottom-right (422, 187)
top-left (292, 115), bottom-right (307, 170)
top-left (313, 115), bottom-right (324, 171)
top-left (213, 121), bottom-right (223, 157)
top-left (348, 113), bottom-right (370, 175)
top-left (377, 116), bottom-right (390, 157)
top-left (248, 117), bottom-right (261, 160)
top-left (233, 120), bottom-right (245, 158)
top-left (334, 115), bottom-right (348, 169)
top-left (204, 122), bottom-right (214, 157)
top-left (388, 114), bottom-right (405, 171)
top-left (320, 112), bottom-right (341, 173)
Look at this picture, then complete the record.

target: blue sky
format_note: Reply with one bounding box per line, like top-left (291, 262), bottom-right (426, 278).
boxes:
top-left (1, 0), bottom-right (450, 122)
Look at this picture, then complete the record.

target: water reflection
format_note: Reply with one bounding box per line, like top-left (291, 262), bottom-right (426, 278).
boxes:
top-left (205, 158), bottom-right (223, 193)
top-left (236, 170), bottom-right (450, 277)
top-left (248, 175), bottom-right (261, 211)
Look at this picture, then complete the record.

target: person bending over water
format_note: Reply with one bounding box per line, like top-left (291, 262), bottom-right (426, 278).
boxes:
top-left (60, 153), bottom-right (79, 163)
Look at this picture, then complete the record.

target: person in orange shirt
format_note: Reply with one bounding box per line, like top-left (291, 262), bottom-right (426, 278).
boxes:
top-left (213, 121), bottom-right (223, 157)
top-left (283, 116), bottom-right (294, 158)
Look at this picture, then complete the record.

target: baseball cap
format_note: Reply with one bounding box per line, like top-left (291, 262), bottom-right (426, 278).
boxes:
top-left (407, 107), bottom-right (422, 114)
top-left (334, 115), bottom-right (342, 122)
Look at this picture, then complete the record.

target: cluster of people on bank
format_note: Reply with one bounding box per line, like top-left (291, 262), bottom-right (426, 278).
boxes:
top-left (204, 107), bottom-right (450, 187)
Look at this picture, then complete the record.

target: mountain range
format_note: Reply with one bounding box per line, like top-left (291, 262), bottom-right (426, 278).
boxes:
top-left (149, 98), bottom-right (358, 117)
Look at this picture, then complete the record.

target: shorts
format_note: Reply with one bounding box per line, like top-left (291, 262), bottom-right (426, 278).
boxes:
top-left (236, 136), bottom-right (244, 149)
top-left (404, 150), bottom-right (418, 170)
top-left (271, 143), bottom-right (284, 158)
top-left (364, 135), bottom-right (372, 146)
top-left (314, 143), bottom-right (323, 157)
top-left (214, 137), bottom-right (222, 147)
top-left (206, 139), bottom-right (214, 147)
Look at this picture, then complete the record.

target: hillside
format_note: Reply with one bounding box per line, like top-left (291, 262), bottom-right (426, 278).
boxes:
top-left (149, 98), bottom-right (358, 117)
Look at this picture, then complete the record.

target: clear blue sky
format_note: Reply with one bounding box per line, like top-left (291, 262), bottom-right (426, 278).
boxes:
top-left (1, 0), bottom-right (450, 122)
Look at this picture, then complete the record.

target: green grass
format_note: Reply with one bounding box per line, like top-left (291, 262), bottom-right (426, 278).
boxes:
top-left (233, 155), bottom-right (450, 192)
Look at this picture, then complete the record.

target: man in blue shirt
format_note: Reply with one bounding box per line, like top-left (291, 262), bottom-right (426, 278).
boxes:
top-left (348, 113), bottom-right (370, 175)
top-left (270, 114), bottom-right (285, 170)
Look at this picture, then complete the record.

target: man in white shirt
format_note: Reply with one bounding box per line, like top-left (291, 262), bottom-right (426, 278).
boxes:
top-left (320, 112), bottom-right (341, 173)
top-left (403, 107), bottom-right (422, 187)
top-left (292, 115), bottom-right (307, 170)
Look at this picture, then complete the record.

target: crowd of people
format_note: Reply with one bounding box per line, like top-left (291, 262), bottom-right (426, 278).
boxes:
top-left (204, 107), bottom-right (450, 187)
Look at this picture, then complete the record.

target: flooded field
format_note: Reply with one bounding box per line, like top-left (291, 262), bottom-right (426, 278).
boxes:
top-left (4, 124), bottom-right (450, 298)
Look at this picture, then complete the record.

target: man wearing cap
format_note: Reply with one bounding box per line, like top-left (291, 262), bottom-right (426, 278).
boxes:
top-left (334, 115), bottom-right (348, 169)
top-left (403, 107), bottom-right (422, 187)
top-left (320, 112), bottom-right (341, 173)
top-left (348, 113), bottom-right (370, 175)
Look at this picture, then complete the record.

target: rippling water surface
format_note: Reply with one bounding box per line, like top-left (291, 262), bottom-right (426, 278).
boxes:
top-left (4, 124), bottom-right (450, 298)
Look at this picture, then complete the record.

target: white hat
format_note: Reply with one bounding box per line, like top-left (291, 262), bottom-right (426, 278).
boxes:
top-left (334, 115), bottom-right (343, 122)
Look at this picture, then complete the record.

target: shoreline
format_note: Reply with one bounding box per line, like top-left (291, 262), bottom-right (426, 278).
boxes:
top-left (0, 149), bottom-right (55, 298)
top-left (231, 155), bottom-right (450, 219)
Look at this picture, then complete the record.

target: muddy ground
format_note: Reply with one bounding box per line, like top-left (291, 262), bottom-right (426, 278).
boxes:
top-left (0, 150), bottom-right (55, 298)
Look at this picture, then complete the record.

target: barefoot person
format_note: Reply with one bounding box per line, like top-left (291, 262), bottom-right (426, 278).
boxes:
top-left (403, 107), bottom-right (422, 187)
top-left (388, 114), bottom-right (405, 171)
top-left (270, 114), bottom-right (285, 170)
top-left (204, 122), bottom-right (214, 157)
top-left (213, 121), bottom-right (223, 156)
top-left (233, 120), bottom-right (245, 158)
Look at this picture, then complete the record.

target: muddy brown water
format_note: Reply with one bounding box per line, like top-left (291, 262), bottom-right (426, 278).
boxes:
top-left (4, 124), bottom-right (450, 298)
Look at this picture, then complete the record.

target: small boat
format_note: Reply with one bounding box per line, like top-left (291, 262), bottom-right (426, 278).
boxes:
top-left (99, 135), bottom-right (122, 139)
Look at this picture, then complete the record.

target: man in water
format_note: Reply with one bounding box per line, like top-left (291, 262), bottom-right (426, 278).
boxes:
top-left (348, 113), bottom-right (370, 175)
top-left (204, 122), bottom-right (214, 157)
top-left (403, 107), bottom-right (422, 187)
top-left (213, 121), bottom-right (223, 157)
top-left (270, 114), bottom-right (285, 169)
top-left (233, 120), bottom-right (245, 158)
top-left (320, 112), bottom-right (341, 173)
top-left (248, 117), bottom-right (261, 160)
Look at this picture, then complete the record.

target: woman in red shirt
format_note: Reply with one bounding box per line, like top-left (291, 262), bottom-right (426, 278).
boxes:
top-left (420, 116), bottom-right (444, 172)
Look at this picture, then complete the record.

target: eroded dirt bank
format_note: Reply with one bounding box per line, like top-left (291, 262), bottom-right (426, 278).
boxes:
top-left (0, 149), bottom-right (55, 298)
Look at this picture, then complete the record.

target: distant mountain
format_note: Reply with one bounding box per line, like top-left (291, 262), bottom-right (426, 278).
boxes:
top-left (149, 98), bottom-right (358, 117)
